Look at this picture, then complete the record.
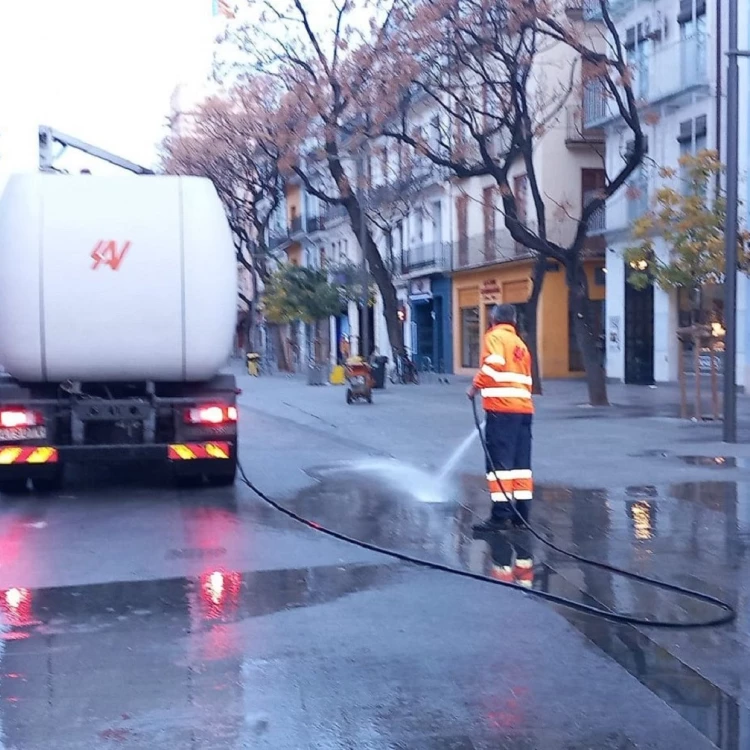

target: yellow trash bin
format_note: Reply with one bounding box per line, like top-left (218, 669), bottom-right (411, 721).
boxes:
top-left (246, 352), bottom-right (260, 376)
top-left (330, 364), bottom-right (346, 385)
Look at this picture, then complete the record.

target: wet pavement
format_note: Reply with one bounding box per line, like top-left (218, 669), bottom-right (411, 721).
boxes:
top-left (3, 373), bottom-right (750, 747)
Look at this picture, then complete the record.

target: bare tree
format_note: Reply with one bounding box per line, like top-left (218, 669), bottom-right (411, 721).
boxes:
top-left (217, 0), bottom-right (409, 359)
top-left (361, 0), bottom-right (646, 405)
top-left (161, 88), bottom-right (289, 365)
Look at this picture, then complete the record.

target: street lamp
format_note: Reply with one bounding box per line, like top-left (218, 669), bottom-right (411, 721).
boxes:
top-left (723, 0), bottom-right (749, 442)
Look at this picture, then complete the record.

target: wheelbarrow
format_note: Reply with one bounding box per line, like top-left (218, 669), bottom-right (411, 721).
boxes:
top-left (345, 357), bottom-right (373, 404)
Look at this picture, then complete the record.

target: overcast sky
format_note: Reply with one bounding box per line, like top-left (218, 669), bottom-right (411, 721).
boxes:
top-left (0, 0), bottom-right (216, 174)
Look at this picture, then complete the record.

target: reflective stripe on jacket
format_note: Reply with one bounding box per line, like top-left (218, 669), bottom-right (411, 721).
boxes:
top-left (472, 323), bottom-right (534, 414)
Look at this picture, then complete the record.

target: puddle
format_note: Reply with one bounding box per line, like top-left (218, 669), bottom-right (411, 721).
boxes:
top-left (626, 451), bottom-right (750, 470)
top-left (678, 455), bottom-right (750, 469)
top-left (0, 562), bottom-right (402, 636)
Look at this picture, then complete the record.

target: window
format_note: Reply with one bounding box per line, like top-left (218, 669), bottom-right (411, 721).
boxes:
top-left (679, 0), bottom-right (706, 86)
top-left (430, 115), bottom-right (441, 152)
top-left (513, 174), bottom-right (528, 255)
top-left (456, 195), bottom-right (469, 266)
top-left (380, 145), bottom-right (390, 185)
top-left (625, 137), bottom-right (649, 221)
top-left (483, 186), bottom-right (497, 261)
top-left (486, 303), bottom-right (528, 340)
top-left (431, 200), bottom-right (443, 245)
top-left (625, 25), bottom-right (650, 100)
top-left (582, 169), bottom-right (606, 233)
top-left (678, 115), bottom-right (708, 190)
top-left (461, 307), bottom-right (480, 368)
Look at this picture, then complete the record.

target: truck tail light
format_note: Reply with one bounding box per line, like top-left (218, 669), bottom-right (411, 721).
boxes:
top-left (184, 405), bottom-right (238, 425)
top-left (0, 410), bottom-right (42, 428)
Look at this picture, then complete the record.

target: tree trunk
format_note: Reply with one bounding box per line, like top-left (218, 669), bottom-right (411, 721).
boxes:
top-left (525, 256), bottom-right (547, 395)
top-left (323, 140), bottom-right (405, 359)
top-left (568, 262), bottom-right (608, 406)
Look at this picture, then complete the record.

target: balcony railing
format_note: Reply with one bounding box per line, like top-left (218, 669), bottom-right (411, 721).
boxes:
top-left (627, 172), bottom-right (649, 223)
top-left (583, 190), bottom-right (606, 234)
top-left (401, 241), bottom-right (453, 275)
top-left (288, 216), bottom-right (303, 235)
top-left (583, 0), bottom-right (645, 21)
top-left (569, 0), bottom-right (608, 19)
top-left (306, 215), bottom-right (325, 233)
top-left (585, 35), bottom-right (709, 127)
top-left (582, 81), bottom-right (609, 129)
top-left (268, 228), bottom-right (289, 250)
top-left (454, 230), bottom-right (533, 271)
top-left (566, 104), bottom-right (605, 146)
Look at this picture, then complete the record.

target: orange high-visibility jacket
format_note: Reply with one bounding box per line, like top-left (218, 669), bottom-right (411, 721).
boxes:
top-left (472, 323), bottom-right (534, 414)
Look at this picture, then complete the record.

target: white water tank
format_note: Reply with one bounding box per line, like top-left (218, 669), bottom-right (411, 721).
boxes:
top-left (0, 173), bottom-right (237, 383)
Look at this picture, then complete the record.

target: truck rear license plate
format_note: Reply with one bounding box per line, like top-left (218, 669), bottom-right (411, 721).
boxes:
top-left (0, 426), bottom-right (47, 442)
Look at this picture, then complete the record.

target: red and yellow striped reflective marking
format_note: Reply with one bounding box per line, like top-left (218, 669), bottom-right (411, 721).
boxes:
top-left (0, 447), bottom-right (58, 465)
top-left (167, 442), bottom-right (231, 461)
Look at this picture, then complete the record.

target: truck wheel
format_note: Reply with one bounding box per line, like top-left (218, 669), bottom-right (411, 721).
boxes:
top-left (32, 470), bottom-right (63, 494)
top-left (173, 472), bottom-right (202, 489)
top-left (207, 462), bottom-right (237, 487)
top-left (0, 478), bottom-right (28, 495)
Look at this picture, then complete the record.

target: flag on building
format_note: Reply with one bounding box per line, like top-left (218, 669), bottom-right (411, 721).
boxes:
top-left (212, 0), bottom-right (235, 19)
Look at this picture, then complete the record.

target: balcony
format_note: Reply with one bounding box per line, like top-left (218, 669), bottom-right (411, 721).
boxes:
top-left (288, 216), bottom-right (304, 236)
top-left (626, 171), bottom-right (649, 223)
top-left (566, 104), bottom-right (605, 147)
top-left (401, 241), bottom-right (453, 276)
top-left (454, 230), bottom-right (532, 272)
top-left (583, 0), bottom-right (648, 21)
top-left (268, 228), bottom-right (289, 250)
top-left (583, 190), bottom-right (606, 234)
top-left (585, 35), bottom-right (710, 128)
top-left (306, 215), bottom-right (325, 233)
top-left (567, 0), bottom-right (608, 20)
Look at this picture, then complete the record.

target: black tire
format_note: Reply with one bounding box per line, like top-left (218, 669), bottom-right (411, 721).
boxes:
top-left (173, 472), bottom-right (203, 489)
top-left (207, 464), bottom-right (237, 487)
top-left (0, 478), bottom-right (28, 495)
top-left (32, 470), bottom-right (63, 494)
top-left (346, 390), bottom-right (353, 404)
top-left (366, 393), bottom-right (373, 404)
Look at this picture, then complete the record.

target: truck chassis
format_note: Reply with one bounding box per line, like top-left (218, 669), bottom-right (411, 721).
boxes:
top-left (0, 373), bottom-right (238, 492)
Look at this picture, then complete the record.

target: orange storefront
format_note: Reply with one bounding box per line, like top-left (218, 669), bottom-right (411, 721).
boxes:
top-left (452, 259), bottom-right (605, 378)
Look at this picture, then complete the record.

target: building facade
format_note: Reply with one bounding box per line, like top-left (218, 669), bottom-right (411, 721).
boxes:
top-left (266, 19), bottom-right (611, 380)
top-left (590, 0), bottom-right (750, 386)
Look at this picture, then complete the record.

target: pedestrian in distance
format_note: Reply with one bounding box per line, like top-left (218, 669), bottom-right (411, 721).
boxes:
top-left (467, 304), bottom-right (534, 533)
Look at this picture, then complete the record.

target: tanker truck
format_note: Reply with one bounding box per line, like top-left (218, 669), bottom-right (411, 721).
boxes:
top-left (0, 172), bottom-right (240, 493)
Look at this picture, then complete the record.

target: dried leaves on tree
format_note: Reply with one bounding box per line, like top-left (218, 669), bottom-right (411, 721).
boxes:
top-left (625, 150), bottom-right (750, 293)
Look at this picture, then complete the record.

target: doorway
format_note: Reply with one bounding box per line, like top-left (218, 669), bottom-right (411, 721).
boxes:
top-left (413, 301), bottom-right (435, 368)
top-left (624, 278), bottom-right (654, 384)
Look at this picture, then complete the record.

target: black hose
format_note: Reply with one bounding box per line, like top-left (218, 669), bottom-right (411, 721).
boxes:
top-left (237, 401), bottom-right (736, 628)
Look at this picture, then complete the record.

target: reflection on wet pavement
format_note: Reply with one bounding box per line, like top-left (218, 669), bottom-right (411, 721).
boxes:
top-left (0, 562), bottom-right (403, 749)
top-left (276, 465), bottom-right (750, 750)
top-left (626, 450), bottom-right (750, 469)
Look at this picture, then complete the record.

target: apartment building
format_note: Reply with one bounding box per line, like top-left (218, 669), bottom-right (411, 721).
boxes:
top-left (590, 0), bottom-right (750, 386)
top-left (268, 12), bottom-right (611, 377)
top-left (448, 12), bottom-right (608, 378)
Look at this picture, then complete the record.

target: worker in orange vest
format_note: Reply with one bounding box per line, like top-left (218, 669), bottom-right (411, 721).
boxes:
top-left (467, 304), bottom-right (534, 532)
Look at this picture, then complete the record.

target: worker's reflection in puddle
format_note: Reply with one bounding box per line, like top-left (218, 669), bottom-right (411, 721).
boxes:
top-left (472, 530), bottom-right (534, 588)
